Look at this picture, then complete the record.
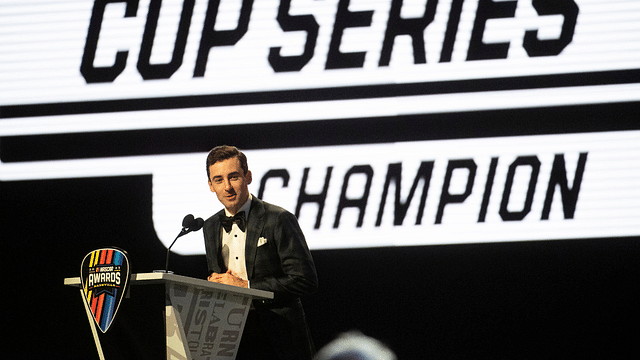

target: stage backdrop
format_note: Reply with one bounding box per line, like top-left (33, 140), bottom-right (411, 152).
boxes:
top-left (2, 0), bottom-right (639, 358)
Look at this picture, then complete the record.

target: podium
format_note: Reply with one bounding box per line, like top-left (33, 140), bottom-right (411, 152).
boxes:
top-left (64, 272), bottom-right (273, 360)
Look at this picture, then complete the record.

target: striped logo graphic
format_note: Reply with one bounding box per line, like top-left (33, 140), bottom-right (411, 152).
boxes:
top-left (80, 248), bottom-right (130, 333)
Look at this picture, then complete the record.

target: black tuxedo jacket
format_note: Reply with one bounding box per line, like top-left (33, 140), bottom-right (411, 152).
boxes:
top-left (203, 196), bottom-right (318, 360)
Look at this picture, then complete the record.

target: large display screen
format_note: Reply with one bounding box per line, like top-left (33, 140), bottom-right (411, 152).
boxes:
top-left (2, 0), bottom-right (639, 254)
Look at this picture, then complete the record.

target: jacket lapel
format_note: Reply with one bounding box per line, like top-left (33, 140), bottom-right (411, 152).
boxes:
top-left (212, 209), bottom-right (226, 272)
top-left (245, 196), bottom-right (265, 279)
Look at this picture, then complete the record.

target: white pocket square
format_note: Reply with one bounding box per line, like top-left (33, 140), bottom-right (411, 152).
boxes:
top-left (257, 237), bottom-right (268, 247)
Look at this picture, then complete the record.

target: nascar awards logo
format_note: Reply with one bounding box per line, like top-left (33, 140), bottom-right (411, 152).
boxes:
top-left (80, 248), bottom-right (130, 333)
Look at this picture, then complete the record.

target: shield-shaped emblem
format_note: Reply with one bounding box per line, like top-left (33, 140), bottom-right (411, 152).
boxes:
top-left (80, 248), bottom-right (130, 333)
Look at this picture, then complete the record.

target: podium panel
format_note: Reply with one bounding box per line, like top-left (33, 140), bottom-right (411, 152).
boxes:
top-left (65, 272), bottom-right (273, 360)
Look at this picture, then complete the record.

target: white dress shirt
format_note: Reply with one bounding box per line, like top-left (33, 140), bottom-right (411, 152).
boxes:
top-left (221, 195), bottom-right (252, 282)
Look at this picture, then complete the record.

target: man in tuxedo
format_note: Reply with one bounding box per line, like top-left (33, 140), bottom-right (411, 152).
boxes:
top-left (203, 145), bottom-right (318, 360)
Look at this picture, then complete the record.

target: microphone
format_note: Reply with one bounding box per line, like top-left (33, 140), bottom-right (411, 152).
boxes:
top-left (157, 214), bottom-right (204, 273)
top-left (179, 214), bottom-right (195, 237)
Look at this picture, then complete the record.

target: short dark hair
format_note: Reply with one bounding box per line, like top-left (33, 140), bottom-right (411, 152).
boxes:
top-left (206, 145), bottom-right (249, 180)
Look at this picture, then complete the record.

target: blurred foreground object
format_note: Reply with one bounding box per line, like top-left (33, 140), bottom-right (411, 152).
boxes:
top-left (314, 331), bottom-right (397, 360)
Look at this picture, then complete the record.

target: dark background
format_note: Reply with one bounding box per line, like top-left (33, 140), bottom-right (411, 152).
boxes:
top-left (3, 139), bottom-right (640, 359)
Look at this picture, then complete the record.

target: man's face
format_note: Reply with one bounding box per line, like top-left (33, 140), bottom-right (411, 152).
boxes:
top-left (208, 157), bottom-right (252, 215)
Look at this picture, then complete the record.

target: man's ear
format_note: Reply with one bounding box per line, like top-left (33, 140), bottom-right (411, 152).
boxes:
top-left (208, 180), bottom-right (215, 193)
top-left (246, 170), bottom-right (252, 185)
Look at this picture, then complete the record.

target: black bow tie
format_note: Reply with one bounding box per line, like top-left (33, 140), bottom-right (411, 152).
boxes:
top-left (220, 212), bottom-right (246, 233)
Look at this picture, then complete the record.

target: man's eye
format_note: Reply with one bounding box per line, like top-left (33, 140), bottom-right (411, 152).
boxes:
top-left (230, 175), bottom-right (240, 181)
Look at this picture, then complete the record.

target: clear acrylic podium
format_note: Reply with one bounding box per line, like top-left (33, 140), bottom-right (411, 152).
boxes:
top-left (64, 272), bottom-right (273, 360)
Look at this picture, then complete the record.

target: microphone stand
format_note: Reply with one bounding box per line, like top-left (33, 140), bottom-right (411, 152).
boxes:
top-left (156, 229), bottom-right (189, 274)
top-left (155, 215), bottom-right (203, 274)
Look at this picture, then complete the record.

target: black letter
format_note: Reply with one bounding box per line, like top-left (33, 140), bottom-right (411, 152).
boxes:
top-left (269, 0), bottom-right (319, 72)
top-left (439, 0), bottom-right (464, 62)
top-left (541, 153), bottom-right (587, 220)
top-left (435, 159), bottom-right (477, 224)
top-left (217, 343), bottom-right (235, 356)
top-left (137, 0), bottom-right (195, 79)
top-left (194, 0), bottom-right (254, 77)
top-left (80, 0), bottom-right (139, 83)
top-left (376, 161), bottom-right (434, 226)
top-left (258, 169), bottom-right (290, 199)
top-left (499, 156), bottom-right (540, 221)
top-left (334, 166), bottom-right (373, 228)
top-left (379, 0), bottom-right (438, 66)
top-left (524, 0), bottom-right (579, 56)
top-left (296, 167), bottom-right (333, 229)
top-left (478, 157), bottom-right (499, 222)
top-left (467, 0), bottom-right (517, 61)
top-left (325, 0), bottom-right (374, 69)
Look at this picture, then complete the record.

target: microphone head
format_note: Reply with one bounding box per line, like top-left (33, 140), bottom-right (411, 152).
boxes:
top-left (182, 214), bottom-right (195, 229)
top-left (190, 218), bottom-right (204, 232)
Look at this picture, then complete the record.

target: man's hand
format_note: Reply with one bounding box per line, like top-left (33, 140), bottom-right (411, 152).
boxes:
top-left (207, 270), bottom-right (248, 288)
